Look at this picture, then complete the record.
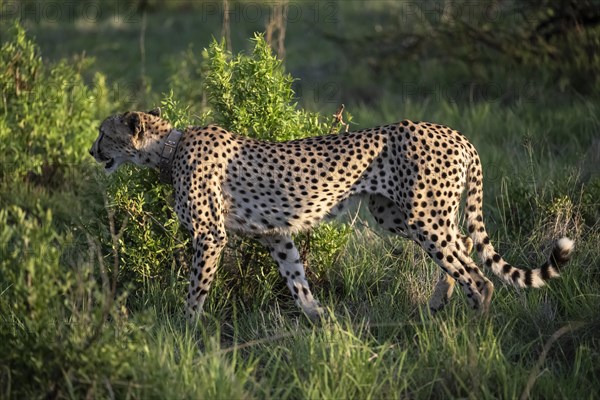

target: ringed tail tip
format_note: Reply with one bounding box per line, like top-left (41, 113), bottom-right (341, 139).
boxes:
top-left (553, 237), bottom-right (574, 268)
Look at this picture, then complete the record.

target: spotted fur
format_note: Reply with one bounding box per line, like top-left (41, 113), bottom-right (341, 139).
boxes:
top-left (90, 109), bottom-right (574, 319)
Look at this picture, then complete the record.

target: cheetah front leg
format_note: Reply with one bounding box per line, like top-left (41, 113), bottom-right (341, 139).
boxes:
top-left (186, 232), bottom-right (227, 320)
top-left (258, 234), bottom-right (324, 320)
top-left (181, 166), bottom-right (228, 321)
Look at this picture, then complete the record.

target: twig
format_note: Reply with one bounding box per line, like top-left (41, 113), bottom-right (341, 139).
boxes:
top-left (83, 195), bottom-right (129, 350)
top-left (221, 0), bottom-right (232, 51)
top-left (105, 196), bottom-right (129, 298)
top-left (329, 104), bottom-right (349, 134)
top-left (265, 0), bottom-right (288, 59)
top-left (520, 321), bottom-right (586, 400)
top-left (139, 10), bottom-right (147, 88)
top-left (124, 208), bottom-right (186, 246)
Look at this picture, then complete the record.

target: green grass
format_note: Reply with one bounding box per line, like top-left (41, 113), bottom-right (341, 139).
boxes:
top-left (1, 2), bottom-right (600, 399)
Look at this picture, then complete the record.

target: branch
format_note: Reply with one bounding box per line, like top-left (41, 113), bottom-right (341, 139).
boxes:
top-left (520, 321), bottom-right (586, 400)
top-left (329, 104), bottom-right (349, 134)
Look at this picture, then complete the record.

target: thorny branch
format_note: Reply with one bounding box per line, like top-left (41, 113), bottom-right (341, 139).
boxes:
top-left (329, 104), bottom-right (349, 134)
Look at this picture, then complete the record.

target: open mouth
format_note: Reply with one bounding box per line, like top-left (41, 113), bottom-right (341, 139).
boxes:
top-left (104, 158), bottom-right (115, 170)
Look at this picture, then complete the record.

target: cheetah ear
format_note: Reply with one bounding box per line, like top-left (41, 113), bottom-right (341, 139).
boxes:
top-left (147, 107), bottom-right (161, 118)
top-left (122, 112), bottom-right (143, 137)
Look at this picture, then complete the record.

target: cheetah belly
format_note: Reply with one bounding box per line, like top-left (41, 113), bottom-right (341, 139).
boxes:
top-left (222, 181), bottom-right (358, 235)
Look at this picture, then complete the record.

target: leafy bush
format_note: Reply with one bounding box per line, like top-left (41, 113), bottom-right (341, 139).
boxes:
top-left (0, 206), bottom-right (65, 320)
top-left (0, 21), bottom-right (109, 190)
top-left (0, 24), bottom-right (144, 397)
top-left (202, 35), bottom-right (352, 298)
top-left (203, 35), bottom-right (327, 141)
top-left (0, 205), bottom-right (139, 398)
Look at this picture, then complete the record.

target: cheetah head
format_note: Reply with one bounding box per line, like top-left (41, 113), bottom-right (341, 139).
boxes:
top-left (89, 108), bottom-right (168, 173)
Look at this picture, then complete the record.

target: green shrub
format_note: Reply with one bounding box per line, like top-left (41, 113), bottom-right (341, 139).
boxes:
top-left (0, 24), bottom-right (144, 397)
top-left (0, 205), bottom-right (138, 399)
top-left (0, 21), bottom-right (109, 190)
top-left (203, 35), bottom-right (327, 141)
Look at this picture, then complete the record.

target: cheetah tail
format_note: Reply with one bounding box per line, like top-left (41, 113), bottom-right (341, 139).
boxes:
top-left (464, 154), bottom-right (574, 288)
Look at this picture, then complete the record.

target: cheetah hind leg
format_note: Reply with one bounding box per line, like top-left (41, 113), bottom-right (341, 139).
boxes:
top-left (367, 196), bottom-right (483, 313)
top-left (368, 196), bottom-right (451, 313)
top-left (428, 233), bottom-right (473, 313)
top-left (454, 247), bottom-right (494, 313)
top-left (417, 229), bottom-right (486, 312)
top-left (367, 195), bottom-right (458, 313)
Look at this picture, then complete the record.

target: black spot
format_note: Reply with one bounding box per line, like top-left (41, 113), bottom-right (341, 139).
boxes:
top-left (540, 262), bottom-right (551, 280)
top-left (524, 270), bottom-right (533, 286)
top-left (511, 270), bottom-right (521, 282)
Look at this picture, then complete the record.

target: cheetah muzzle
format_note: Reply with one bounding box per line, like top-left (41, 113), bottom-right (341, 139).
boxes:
top-left (90, 108), bottom-right (575, 320)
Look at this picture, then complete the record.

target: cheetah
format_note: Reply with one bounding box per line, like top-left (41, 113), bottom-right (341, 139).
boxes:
top-left (89, 108), bottom-right (574, 320)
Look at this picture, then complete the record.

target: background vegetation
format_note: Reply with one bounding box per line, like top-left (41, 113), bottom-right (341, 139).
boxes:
top-left (0, 1), bottom-right (599, 398)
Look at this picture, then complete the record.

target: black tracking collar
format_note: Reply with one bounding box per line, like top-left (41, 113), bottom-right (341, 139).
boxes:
top-left (158, 129), bottom-right (183, 184)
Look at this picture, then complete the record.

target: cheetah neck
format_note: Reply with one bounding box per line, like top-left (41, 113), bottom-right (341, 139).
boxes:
top-left (135, 129), bottom-right (174, 169)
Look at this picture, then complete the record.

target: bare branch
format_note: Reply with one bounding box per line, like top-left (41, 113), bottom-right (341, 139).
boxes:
top-left (329, 104), bottom-right (349, 134)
